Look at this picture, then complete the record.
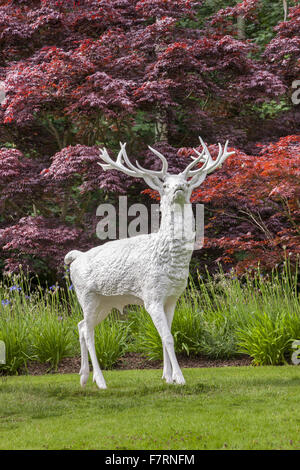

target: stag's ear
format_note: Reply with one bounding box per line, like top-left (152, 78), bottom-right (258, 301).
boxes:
top-left (187, 172), bottom-right (208, 190)
top-left (143, 175), bottom-right (163, 192)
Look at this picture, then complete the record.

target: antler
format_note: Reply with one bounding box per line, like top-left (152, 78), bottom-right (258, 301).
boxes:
top-left (181, 137), bottom-right (235, 188)
top-left (98, 142), bottom-right (168, 180)
top-left (98, 138), bottom-right (234, 192)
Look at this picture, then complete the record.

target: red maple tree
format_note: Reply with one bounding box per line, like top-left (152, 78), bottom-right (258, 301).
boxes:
top-left (0, 0), bottom-right (299, 279)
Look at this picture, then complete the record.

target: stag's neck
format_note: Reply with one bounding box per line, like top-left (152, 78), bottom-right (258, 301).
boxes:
top-left (158, 198), bottom-right (195, 263)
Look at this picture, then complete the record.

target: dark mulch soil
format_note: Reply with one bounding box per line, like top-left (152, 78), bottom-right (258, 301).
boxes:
top-left (23, 353), bottom-right (252, 376)
top-left (116, 352), bottom-right (252, 370)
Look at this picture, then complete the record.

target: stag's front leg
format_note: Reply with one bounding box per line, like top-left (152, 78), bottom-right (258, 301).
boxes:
top-left (162, 297), bottom-right (177, 383)
top-left (146, 301), bottom-right (185, 385)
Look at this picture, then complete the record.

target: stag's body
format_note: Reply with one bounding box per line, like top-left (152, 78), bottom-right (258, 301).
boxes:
top-left (65, 139), bottom-right (234, 389)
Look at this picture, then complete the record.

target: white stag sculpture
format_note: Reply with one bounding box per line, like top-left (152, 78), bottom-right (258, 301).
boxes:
top-left (65, 138), bottom-right (234, 389)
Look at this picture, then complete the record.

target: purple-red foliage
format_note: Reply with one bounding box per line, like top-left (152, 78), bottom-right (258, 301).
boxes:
top-left (43, 143), bottom-right (135, 194)
top-left (142, 141), bottom-right (189, 174)
top-left (0, 215), bottom-right (91, 274)
top-left (210, 0), bottom-right (260, 26)
top-left (178, 135), bottom-right (300, 274)
top-left (0, 0), bottom-right (286, 144)
top-left (0, 147), bottom-right (43, 214)
top-left (0, 0), bottom-right (298, 279)
top-left (264, 5), bottom-right (300, 83)
top-left (135, 0), bottom-right (200, 19)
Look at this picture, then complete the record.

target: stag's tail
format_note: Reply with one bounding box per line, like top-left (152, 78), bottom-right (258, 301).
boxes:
top-left (64, 250), bottom-right (82, 265)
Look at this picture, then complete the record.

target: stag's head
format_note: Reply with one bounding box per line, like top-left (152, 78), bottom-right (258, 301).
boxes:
top-left (98, 137), bottom-right (235, 206)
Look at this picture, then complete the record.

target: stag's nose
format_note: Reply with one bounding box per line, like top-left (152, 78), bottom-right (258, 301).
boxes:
top-left (173, 186), bottom-right (187, 201)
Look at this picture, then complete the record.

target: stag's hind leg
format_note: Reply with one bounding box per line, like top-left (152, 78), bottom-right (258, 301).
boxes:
top-left (85, 320), bottom-right (107, 389)
top-left (78, 319), bottom-right (89, 387)
top-left (79, 293), bottom-right (108, 390)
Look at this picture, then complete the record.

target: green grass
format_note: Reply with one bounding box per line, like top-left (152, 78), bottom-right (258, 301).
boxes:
top-left (1, 366), bottom-right (300, 450)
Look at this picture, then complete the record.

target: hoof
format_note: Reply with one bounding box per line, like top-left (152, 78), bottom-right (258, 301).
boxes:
top-left (162, 373), bottom-right (173, 384)
top-left (93, 374), bottom-right (107, 390)
top-left (172, 373), bottom-right (186, 385)
top-left (80, 373), bottom-right (89, 387)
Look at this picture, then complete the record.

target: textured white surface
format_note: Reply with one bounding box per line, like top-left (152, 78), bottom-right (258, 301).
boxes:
top-left (65, 139), bottom-right (234, 389)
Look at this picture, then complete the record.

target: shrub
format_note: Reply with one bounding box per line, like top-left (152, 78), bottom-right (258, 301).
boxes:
top-left (198, 318), bottom-right (238, 359)
top-left (237, 310), bottom-right (300, 366)
top-left (128, 308), bottom-right (162, 360)
top-left (128, 289), bottom-right (205, 361)
top-left (1, 263), bottom-right (299, 372)
top-left (30, 312), bottom-right (77, 370)
top-left (94, 315), bottom-right (131, 370)
top-left (0, 311), bottom-right (31, 374)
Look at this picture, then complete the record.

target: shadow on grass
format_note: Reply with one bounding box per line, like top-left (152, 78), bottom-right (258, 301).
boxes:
top-left (0, 379), bottom-right (217, 426)
top-left (0, 369), bottom-right (300, 429)
top-left (0, 379), bottom-right (216, 399)
top-left (1, 370), bottom-right (299, 424)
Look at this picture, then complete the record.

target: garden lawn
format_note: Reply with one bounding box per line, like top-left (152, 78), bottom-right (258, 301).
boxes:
top-left (0, 365), bottom-right (300, 450)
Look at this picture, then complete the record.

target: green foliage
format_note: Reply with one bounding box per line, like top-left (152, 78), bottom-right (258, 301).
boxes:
top-left (236, 311), bottom-right (298, 366)
top-left (249, 98), bottom-right (291, 120)
top-left (172, 293), bottom-right (204, 357)
top-left (0, 312), bottom-right (31, 374)
top-left (131, 111), bottom-right (155, 142)
top-left (236, 265), bottom-right (300, 365)
top-left (30, 313), bottom-right (77, 370)
top-left (2, 142), bottom-right (17, 149)
top-left (0, 263), bottom-right (299, 373)
top-left (127, 262), bottom-right (300, 365)
top-left (179, 0), bottom-right (236, 29)
top-left (94, 315), bottom-right (131, 370)
top-left (185, 0), bottom-right (294, 49)
top-left (247, 0), bottom-right (290, 48)
top-left (0, 272), bottom-right (80, 372)
top-left (127, 308), bottom-right (162, 360)
top-left (127, 294), bottom-right (205, 361)
top-left (199, 318), bottom-right (237, 359)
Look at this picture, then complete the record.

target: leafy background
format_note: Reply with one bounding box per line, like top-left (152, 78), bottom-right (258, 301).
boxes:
top-left (0, 0), bottom-right (299, 283)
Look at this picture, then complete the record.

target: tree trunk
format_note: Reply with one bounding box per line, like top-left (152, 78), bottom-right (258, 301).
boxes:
top-left (283, 0), bottom-right (288, 21)
top-left (154, 36), bottom-right (169, 143)
top-left (154, 107), bottom-right (168, 142)
top-left (237, 15), bottom-right (246, 40)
